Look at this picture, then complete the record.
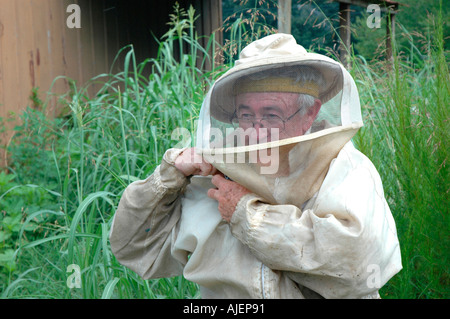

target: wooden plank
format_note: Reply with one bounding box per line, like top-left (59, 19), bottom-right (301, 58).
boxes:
top-left (210, 0), bottom-right (223, 67)
top-left (30, 0), bottom-right (52, 108)
top-left (90, 0), bottom-right (108, 80)
top-left (13, 0), bottom-right (35, 113)
top-left (278, 0), bottom-right (292, 34)
top-left (386, 12), bottom-right (395, 62)
top-left (0, 0), bottom-right (7, 167)
top-left (0, 1), bottom-right (4, 116)
top-left (47, 0), bottom-right (70, 116)
top-left (0, 0), bottom-right (20, 114)
top-left (87, 0), bottom-right (110, 93)
top-left (59, 0), bottom-right (83, 105)
top-left (86, 0), bottom-right (99, 93)
top-left (214, 0), bottom-right (223, 45)
top-left (78, 0), bottom-right (95, 94)
top-left (339, 2), bottom-right (351, 68)
top-left (0, 0), bottom-right (20, 166)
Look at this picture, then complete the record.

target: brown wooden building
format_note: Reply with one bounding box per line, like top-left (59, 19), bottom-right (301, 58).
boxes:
top-left (0, 0), bottom-right (222, 167)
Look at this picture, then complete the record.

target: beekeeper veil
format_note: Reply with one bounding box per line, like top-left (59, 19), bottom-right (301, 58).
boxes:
top-left (196, 33), bottom-right (363, 208)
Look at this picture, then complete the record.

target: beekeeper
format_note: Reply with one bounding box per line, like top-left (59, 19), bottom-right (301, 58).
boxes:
top-left (110, 33), bottom-right (402, 299)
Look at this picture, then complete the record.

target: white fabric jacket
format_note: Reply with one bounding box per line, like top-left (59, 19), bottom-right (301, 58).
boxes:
top-left (110, 142), bottom-right (402, 299)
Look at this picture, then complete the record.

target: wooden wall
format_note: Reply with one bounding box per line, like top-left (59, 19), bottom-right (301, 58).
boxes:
top-left (0, 0), bottom-right (222, 167)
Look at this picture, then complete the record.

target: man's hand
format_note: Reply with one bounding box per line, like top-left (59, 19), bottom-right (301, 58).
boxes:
top-left (207, 174), bottom-right (251, 222)
top-left (174, 147), bottom-right (217, 177)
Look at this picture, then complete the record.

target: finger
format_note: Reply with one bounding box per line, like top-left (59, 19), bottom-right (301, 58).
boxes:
top-left (209, 165), bottom-right (218, 175)
top-left (211, 174), bottom-right (224, 188)
top-left (198, 162), bottom-right (216, 176)
top-left (207, 188), bottom-right (218, 200)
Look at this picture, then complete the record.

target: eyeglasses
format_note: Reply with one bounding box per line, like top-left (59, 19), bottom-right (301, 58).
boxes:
top-left (231, 107), bottom-right (302, 130)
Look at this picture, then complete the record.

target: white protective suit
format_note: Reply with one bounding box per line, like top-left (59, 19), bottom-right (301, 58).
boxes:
top-left (110, 34), bottom-right (402, 299)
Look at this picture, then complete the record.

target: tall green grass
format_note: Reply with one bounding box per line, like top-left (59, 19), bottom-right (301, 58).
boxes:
top-left (1, 4), bottom-right (448, 299)
top-left (352, 9), bottom-right (449, 298)
top-left (1, 6), bottom-right (221, 299)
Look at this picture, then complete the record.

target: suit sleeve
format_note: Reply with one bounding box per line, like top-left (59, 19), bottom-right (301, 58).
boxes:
top-left (110, 148), bottom-right (190, 279)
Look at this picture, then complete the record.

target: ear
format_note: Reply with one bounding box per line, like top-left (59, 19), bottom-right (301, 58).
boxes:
top-left (301, 99), bottom-right (322, 134)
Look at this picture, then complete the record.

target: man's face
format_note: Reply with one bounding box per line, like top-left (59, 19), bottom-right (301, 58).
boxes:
top-left (234, 92), bottom-right (320, 143)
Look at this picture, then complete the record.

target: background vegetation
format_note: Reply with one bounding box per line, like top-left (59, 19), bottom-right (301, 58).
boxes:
top-left (0, 0), bottom-right (448, 298)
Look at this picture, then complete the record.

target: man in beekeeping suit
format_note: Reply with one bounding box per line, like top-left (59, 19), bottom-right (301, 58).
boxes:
top-left (110, 33), bottom-right (402, 299)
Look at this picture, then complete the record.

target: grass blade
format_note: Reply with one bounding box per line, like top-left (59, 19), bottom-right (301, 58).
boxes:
top-left (68, 191), bottom-right (115, 263)
top-left (101, 277), bottom-right (120, 299)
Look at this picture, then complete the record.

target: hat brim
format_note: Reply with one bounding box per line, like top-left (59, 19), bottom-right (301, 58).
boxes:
top-left (210, 55), bottom-right (344, 123)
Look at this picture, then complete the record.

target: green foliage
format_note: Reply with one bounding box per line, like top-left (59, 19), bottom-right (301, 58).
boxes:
top-left (290, 0), bottom-right (341, 53)
top-left (352, 7), bottom-right (449, 298)
top-left (7, 106), bottom-right (64, 186)
top-left (1, 4), bottom-right (215, 299)
top-left (0, 172), bottom-right (60, 275)
top-left (353, 0), bottom-right (450, 63)
top-left (222, 0), bottom-right (278, 63)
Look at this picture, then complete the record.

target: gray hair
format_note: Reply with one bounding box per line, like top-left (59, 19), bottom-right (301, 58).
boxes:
top-left (244, 65), bottom-right (323, 115)
top-left (297, 94), bottom-right (316, 116)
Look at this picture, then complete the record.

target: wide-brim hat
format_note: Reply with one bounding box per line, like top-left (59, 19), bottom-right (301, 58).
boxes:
top-left (210, 33), bottom-right (344, 123)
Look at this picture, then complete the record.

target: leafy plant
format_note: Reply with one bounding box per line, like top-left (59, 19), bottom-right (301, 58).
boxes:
top-left (221, 0), bottom-right (278, 64)
top-left (6, 106), bottom-right (64, 186)
top-left (0, 172), bottom-right (59, 276)
top-left (352, 7), bottom-right (449, 298)
top-left (2, 4), bottom-right (215, 299)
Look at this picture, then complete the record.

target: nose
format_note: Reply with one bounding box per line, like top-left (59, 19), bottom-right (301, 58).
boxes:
top-left (253, 120), bottom-right (265, 129)
top-left (253, 125), bottom-right (270, 143)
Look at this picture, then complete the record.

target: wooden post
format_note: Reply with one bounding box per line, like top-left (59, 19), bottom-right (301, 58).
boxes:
top-left (386, 11), bottom-right (395, 62)
top-left (278, 0), bottom-right (292, 34)
top-left (339, 2), bottom-right (351, 68)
